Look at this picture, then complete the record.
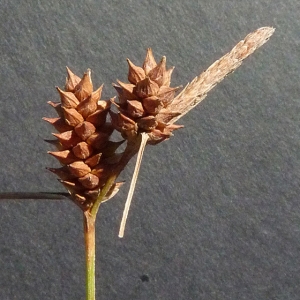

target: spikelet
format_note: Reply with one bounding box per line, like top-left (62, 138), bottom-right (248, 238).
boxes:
top-left (166, 27), bottom-right (276, 125)
top-left (44, 68), bottom-right (123, 209)
top-left (111, 49), bottom-right (183, 145)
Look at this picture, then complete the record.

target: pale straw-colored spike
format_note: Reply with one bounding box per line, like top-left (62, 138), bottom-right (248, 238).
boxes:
top-left (119, 132), bottom-right (149, 238)
top-left (167, 27), bottom-right (275, 125)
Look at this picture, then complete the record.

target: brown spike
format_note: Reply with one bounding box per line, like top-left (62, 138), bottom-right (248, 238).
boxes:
top-left (65, 67), bottom-right (81, 92)
top-left (74, 69), bottom-right (93, 101)
top-left (52, 130), bottom-right (81, 149)
top-left (135, 77), bottom-right (159, 98)
top-left (56, 87), bottom-right (80, 108)
top-left (67, 161), bottom-right (91, 177)
top-left (78, 173), bottom-right (100, 189)
top-left (143, 48), bottom-right (157, 75)
top-left (48, 150), bottom-right (78, 164)
top-left (72, 142), bottom-right (93, 159)
top-left (127, 59), bottom-right (146, 84)
top-left (62, 107), bottom-right (84, 127)
top-left (43, 117), bottom-right (73, 132)
top-left (148, 56), bottom-right (166, 86)
top-left (74, 121), bottom-right (96, 140)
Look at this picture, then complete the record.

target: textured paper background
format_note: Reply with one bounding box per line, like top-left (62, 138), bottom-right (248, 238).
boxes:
top-left (0, 1), bottom-right (299, 299)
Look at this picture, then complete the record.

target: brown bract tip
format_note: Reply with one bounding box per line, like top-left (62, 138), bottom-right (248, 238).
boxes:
top-left (143, 48), bottom-right (157, 75)
top-left (127, 58), bottom-right (146, 84)
top-left (74, 69), bottom-right (93, 101)
top-left (65, 67), bottom-right (81, 92)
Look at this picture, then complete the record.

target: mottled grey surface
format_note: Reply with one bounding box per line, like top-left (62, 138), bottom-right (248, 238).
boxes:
top-left (0, 0), bottom-right (300, 299)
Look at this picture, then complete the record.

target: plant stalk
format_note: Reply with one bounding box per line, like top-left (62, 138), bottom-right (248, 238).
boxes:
top-left (84, 211), bottom-right (96, 300)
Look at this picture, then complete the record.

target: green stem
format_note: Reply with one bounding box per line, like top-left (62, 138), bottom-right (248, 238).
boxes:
top-left (90, 175), bottom-right (117, 218)
top-left (84, 211), bottom-right (96, 300)
top-left (83, 175), bottom-right (119, 300)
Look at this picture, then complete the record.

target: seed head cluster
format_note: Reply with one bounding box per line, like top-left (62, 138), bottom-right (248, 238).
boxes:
top-left (110, 48), bottom-right (183, 144)
top-left (44, 68), bottom-right (123, 209)
top-left (45, 50), bottom-right (183, 207)
top-left (44, 28), bottom-right (274, 211)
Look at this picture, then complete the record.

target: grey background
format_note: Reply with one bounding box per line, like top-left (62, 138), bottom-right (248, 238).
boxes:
top-left (0, 1), bottom-right (299, 299)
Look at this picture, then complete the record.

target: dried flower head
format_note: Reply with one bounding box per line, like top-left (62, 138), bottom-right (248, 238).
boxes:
top-left (44, 68), bottom-right (123, 210)
top-left (111, 49), bottom-right (183, 144)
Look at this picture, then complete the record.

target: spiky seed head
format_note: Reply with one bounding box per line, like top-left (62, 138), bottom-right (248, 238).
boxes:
top-left (112, 49), bottom-right (183, 144)
top-left (45, 68), bottom-right (123, 209)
